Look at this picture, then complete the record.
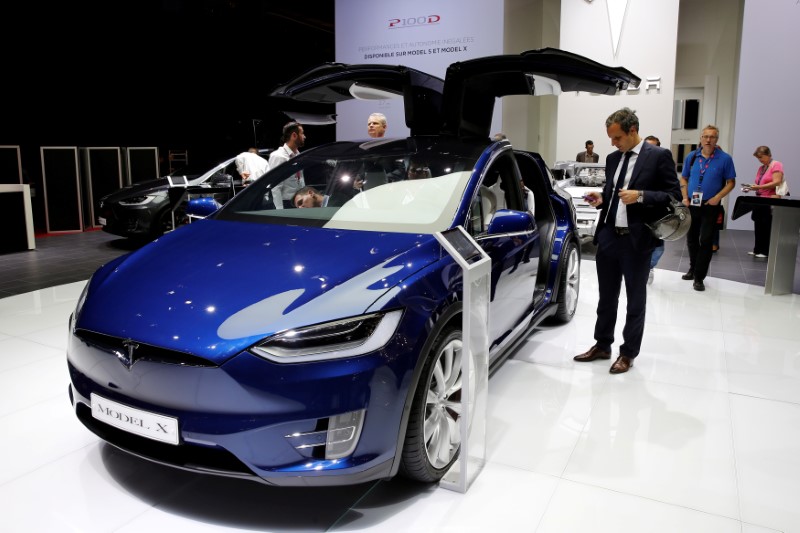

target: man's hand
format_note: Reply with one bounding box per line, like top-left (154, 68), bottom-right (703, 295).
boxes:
top-left (618, 189), bottom-right (639, 205)
top-left (583, 191), bottom-right (602, 207)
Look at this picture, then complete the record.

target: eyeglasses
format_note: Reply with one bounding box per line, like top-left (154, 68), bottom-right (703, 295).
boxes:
top-left (409, 167), bottom-right (429, 173)
top-left (701, 135), bottom-right (718, 140)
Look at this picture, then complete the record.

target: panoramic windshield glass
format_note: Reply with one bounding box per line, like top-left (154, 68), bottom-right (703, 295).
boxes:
top-left (217, 139), bottom-right (484, 234)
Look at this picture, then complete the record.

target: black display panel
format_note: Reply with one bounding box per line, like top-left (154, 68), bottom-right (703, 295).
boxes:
top-left (86, 148), bottom-right (122, 228)
top-left (42, 147), bottom-right (81, 232)
top-left (0, 192), bottom-right (28, 253)
top-left (441, 227), bottom-right (483, 263)
top-left (0, 146), bottom-right (21, 184)
top-left (128, 148), bottom-right (159, 184)
top-left (684, 99), bottom-right (700, 130)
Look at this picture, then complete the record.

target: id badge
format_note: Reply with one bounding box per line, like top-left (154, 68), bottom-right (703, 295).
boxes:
top-left (691, 190), bottom-right (704, 206)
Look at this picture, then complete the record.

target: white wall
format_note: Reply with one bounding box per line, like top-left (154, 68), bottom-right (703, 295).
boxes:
top-left (556, 0), bottom-right (680, 165)
top-left (727, 0), bottom-right (798, 230)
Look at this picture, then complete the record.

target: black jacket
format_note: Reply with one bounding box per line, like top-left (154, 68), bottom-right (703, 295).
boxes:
top-left (593, 141), bottom-right (681, 251)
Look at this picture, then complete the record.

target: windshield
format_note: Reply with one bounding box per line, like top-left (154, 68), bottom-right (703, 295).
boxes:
top-left (217, 139), bottom-right (486, 234)
top-left (175, 150), bottom-right (269, 186)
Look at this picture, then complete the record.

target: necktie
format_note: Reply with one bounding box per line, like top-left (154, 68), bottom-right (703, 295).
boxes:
top-left (605, 151), bottom-right (632, 224)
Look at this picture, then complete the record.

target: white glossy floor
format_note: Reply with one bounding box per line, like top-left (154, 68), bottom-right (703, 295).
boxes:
top-left (1, 261), bottom-right (799, 533)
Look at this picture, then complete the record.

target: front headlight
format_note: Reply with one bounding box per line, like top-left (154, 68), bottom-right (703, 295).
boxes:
top-left (251, 309), bottom-right (403, 363)
top-left (120, 195), bottom-right (157, 206)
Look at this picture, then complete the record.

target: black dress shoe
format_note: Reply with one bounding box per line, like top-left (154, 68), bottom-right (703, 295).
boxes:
top-left (574, 346), bottom-right (611, 362)
top-left (610, 355), bottom-right (634, 374)
top-left (693, 280), bottom-right (705, 291)
top-left (681, 270), bottom-right (694, 280)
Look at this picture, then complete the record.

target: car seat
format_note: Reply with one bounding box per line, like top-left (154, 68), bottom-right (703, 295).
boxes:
top-left (480, 186), bottom-right (497, 226)
top-left (487, 179), bottom-right (507, 211)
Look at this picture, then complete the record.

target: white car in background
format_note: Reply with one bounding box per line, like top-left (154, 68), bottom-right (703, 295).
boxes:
top-left (554, 162), bottom-right (606, 241)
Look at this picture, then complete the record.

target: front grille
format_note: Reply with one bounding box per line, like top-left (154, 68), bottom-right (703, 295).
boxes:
top-left (75, 329), bottom-right (218, 368)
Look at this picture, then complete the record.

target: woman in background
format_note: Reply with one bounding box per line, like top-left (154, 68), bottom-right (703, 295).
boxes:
top-left (744, 146), bottom-right (785, 258)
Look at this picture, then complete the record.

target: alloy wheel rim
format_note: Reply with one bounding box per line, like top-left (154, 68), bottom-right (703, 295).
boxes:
top-left (564, 247), bottom-right (580, 315)
top-left (423, 337), bottom-right (463, 469)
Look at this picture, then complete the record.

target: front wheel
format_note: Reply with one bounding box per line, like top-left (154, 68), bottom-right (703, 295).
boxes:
top-left (153, 206), bottom-right (186, 239)
top-left (552, 241), bottom-right (580, 323)
top-left (400, 327), bottom-right (464, 482)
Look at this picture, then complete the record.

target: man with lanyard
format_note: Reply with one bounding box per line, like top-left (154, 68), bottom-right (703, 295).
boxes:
top-left (269, 121), bottom-right (306, 209)
top-left (679, 125), bottom-right (736, 291)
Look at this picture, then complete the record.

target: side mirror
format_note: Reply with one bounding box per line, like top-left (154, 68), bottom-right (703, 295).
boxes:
top-left (487, 209), bottom-right (534, 235)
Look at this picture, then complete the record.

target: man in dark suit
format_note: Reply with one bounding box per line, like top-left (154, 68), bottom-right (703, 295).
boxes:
top-left (576, 108), bottom-right (681, 374)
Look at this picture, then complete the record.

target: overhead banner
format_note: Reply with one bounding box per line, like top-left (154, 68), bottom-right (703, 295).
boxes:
top-left (335, 0), bottom-right (503, 140)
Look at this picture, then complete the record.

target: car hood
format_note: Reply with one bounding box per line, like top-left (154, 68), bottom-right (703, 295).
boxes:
top-left (77, 220), bottom-right (440, 363)
top-left (100, 178), bottom-right (170, 203)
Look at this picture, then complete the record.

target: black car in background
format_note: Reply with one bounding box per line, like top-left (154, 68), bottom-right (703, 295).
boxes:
top-left (97, 150), bottom-right (270, 241)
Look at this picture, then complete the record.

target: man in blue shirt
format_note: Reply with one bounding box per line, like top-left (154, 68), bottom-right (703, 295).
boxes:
top-left (679, 125), bottom-right (736, 291)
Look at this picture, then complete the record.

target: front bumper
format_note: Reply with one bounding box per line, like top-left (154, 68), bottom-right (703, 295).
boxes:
top-left (66, 331), bottom-right (414, 486)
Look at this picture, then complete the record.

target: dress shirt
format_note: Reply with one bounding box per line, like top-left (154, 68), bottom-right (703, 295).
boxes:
top-left (611, 141), bottom-right (643, 228)
top-left (234, 152), bottom-right (270, 184)
top-left (269, 144), bottom-right (305, 209)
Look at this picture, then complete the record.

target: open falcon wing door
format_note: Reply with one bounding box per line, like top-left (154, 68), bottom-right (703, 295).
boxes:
top-left (441, 47), bottom-right (641, 139)
top-left (270, 63), bottom-right (445, 136)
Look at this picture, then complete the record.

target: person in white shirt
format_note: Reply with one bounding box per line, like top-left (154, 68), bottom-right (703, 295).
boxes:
top-left (269, 122), bottom-right (306, 208)
top-left (234, 148), bottom-right (269, 185)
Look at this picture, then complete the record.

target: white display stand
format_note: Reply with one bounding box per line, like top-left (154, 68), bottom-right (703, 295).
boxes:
top-left (766, 204), bottom-right (800, 296)
top-left (732, 196), bottom-right (800, 296)
top-left (434, 226), bottom-right (491, 493)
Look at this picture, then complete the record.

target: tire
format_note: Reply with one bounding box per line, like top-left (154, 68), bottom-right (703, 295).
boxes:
top-left (400, 327), bottom-right (464, 482)
top-left (552, 240), bottom-right (580, 323)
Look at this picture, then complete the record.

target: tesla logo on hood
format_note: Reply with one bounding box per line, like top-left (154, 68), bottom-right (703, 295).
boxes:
top-left (388, 15), bottom-right (440, 29)
top-left (117, 339), bottom-right (140, 370)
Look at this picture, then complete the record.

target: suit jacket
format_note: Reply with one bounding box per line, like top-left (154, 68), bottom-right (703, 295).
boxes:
top-left (593, 141), bottom-right (681, 251)
top-left (576, 151), bottom-right (599, 163)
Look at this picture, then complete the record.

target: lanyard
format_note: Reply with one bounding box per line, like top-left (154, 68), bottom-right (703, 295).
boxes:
top-left (696, 149), bottom-right (715, 188)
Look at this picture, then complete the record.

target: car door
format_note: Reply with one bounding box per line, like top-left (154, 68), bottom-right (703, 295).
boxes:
top-left (270, 63), bottom-right (445, 136)
top-left (470, 149), bottom-right (540, 348)
top-left (271, 49), bottom-right (639, 140)
top-left (441, 47), bottom-right (640, 138)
